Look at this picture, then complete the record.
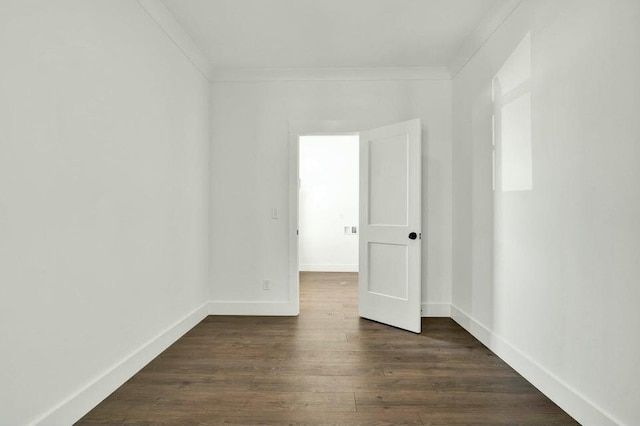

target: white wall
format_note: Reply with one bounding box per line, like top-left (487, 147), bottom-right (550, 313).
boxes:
top-left (210, 79), bottom-right (452, 314)
top-left (299, 135), bottom-right (359, 272)
top-left (0, 1), bottom-right (210, 424)
top-left (452, 0), bottom-right (640, 424)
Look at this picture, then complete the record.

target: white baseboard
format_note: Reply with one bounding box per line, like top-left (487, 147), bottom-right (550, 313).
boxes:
top-left (421, 303), bottom-right (451, 317)
top-left (34, 302), bottom-right (209, 426)
top-left (33, 300), bottom-right (618, 426)
top-left (208, 301), bottom-right (448, 317)
top-left (209, 301), bottom-right (299, 316)
top-left (299, 264), bottom-right (359, 272)
top-left (450, 304), bottom-right (621, 426)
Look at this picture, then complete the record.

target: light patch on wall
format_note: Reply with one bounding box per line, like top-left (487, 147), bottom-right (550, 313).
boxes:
top-left (493, 32), bottom-right (532, 192)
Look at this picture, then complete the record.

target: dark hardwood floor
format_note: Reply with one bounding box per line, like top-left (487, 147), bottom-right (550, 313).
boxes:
top-left (78, 272), bottom-right (578, 425)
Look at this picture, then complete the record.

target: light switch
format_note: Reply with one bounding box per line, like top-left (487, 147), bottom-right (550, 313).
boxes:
top-left (271, 208), bottom-right (279, 219)
top-left (344, 226), bottom-right (358, 235)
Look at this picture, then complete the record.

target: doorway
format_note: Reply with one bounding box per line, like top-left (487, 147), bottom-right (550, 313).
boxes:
top-left (297, 134), bottom-right (360, 314)
top-left (298, 135), bottom-right (360, 274)
top-left (288, 119), bottom-right (422, 333)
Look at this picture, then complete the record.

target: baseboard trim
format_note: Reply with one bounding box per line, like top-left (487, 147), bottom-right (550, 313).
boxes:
top-left (421, 303), bottom-right (451, 317)
top-left (208, 301), bottom-right (448, 317)
top-left (450, 304), bottom-right (621, 426)
top-left (33, 302), bottom-right (209, 426)
top-left (299, 264), bottom-right (358, 273)
top-left (33, 300), bottom-right (618, 426)
top-left (209, 301), bottom-right (299, 316)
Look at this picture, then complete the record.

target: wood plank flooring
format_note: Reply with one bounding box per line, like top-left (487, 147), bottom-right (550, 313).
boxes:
top-left (77, 272), bottom-right (578, 425)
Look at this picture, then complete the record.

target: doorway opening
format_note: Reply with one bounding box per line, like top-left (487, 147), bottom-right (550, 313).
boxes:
top-left (297, 134), bottom-right (359, 314)
top-left (288, 119), bottom-right (422, 332)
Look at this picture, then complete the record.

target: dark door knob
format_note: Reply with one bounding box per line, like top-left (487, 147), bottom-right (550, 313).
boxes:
top-left (408, 232), bottom-right (417, 240)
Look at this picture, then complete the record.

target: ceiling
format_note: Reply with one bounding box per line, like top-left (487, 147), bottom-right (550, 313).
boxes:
top-left (161, 0), bottom-right (511, 71)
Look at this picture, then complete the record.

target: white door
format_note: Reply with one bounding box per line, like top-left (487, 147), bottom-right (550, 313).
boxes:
top-left (359, 119), bottom-right (421, 333)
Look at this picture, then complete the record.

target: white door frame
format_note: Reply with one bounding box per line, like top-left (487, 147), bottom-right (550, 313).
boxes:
top-left (288, 120), bottom-right (370, 315)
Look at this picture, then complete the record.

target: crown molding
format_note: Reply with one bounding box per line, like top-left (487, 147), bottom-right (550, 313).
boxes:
top-left (448, 0), bottom-right (524, 78)
top-left (136, 0), bottom-right (213, 81)
top-left (139, 0), bottom-right (522, 83)
top-left (209, 66), bottom-right (451, 82)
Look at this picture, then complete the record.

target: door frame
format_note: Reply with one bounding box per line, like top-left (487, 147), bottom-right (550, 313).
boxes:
top-left (288, 120), bottom-right (370, 315)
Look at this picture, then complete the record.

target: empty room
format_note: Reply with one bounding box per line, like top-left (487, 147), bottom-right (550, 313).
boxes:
top-left (1, 0), bottom-right (639, 425)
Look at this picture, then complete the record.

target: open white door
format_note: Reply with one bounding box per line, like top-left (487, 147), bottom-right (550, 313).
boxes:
top-left (359, 119), bottom-right (421, 333)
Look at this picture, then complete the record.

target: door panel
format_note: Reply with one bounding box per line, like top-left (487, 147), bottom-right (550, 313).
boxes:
top-left (368, 134), bottom-right (408, 226)
top-left (359, 119), bottom-right (421, 333)
top-left (368, 242), bottom-right (408, 300)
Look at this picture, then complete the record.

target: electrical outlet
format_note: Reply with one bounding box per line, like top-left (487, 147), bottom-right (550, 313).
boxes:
top-left (263, 279), bottom-right (271, 291)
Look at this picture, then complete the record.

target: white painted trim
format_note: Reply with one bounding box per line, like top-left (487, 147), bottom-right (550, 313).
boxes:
top-left (289, 120), bottom-right (370, 137)
top-left (288, 127), bottom-right (301, 320)
top-left (136, 0), bottom-right (524, 83)
top-left (289, 120), bottom-right (371, 319)
top-left (209, 301), bottom-right (299, 316)
top-left (299, 264), bottom-right (359, 273)
top-left (211, 67), bottom-right (450, 82)
top-left (447, 0), bottom-right (523, 78)
top-left (450, 304), bottom-right (621, 426)
top-left (136, 0), bottom-right (213, 81)
top-left (33, 302), bottom-right (210, 426)
top-left (421, 303), bottom-right (451, 317)
top-left (36, 298), bottom-right (616, 425)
